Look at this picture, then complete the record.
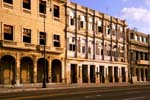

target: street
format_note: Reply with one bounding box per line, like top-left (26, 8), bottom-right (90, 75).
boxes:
top-left (0, 85), bottom-right (150, 100)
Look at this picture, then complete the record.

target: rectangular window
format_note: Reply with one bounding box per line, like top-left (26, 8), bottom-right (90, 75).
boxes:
top-left (4, 24), bottom-right (13, 40)
top-left (82, 46), bottom-right (85, 53)
top-left (3, 0), bottom-right (13, 4)
top-left (53, 5), bottom-right (59, 18)
top-left (69, 44), bottom-right (75, 51)
top-left (53, 34), bottom-right (60, 47)
top-left (23, 28), bottom-right (31, 43)
top-left (39, 32), bottom-right (46, 45)
top-left (88, 47), bottom-right (91, 54)
top-left (39, 0), bottom-right (46, 14)
top-left (23, 0), bottom-right (31, 10)
top-left (98, 26), bottom-right (103, 33)
top-left (70, 18), bottom-right (74, 25)
top-left (80, 21), bottom-right (84, 28)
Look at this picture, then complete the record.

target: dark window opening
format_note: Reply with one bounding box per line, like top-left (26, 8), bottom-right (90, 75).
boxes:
top-left (98, 26), bottom-right (103, 32)
top-left (69, 44), bottom-right (76, 51)
top-left (39, 32), bottom-right (46, 45)
top-left (130, 33), bottom-right (134, 39)
top-left (39, 0), bottom-right (46, 14)
top-left (4, 24), bottom-right (13, 40)
top-left (80, 21), bottom-right (84, 28)
top-left (82, 46), bottom-right (85, 53)
top-left (53, 5), bottom-right (59, 17)
top-left (23, 28), bottom-right (31, 43)
top-left (71, 18), bottom-right (74, 25)
top-left (53, 34), bottom-right (60, 47)
top-left (23, 0), bottom-right (31, 10)
top-left (101, 49), bottom-right (103, 55)
top-left (3, 0), bottom-right (13, 4)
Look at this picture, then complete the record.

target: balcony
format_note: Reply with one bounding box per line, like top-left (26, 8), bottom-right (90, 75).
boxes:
top-left (137, 60), bottom-right (149, 65)
top-left (0, 40), bottom-right (17, 47)
top-left (36, 45), bottom-right (64, 54)
top-left (0, 40), bottom-right (36, 50)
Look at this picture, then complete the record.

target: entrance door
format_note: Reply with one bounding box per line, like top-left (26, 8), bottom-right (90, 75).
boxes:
top-left (71, 64), bottom-right (77, 83)
top-left (82, 65), bottom-right (88, 83)
top-left (121, 67), bottom-right (126, 82)
top-left (114, 67), bottom-right (118, 82)
top-left (100, 66), bottom-right (105, 83)
top-left (108, 66), bottom-right (113, 82)
top-left (90, 65), bottom-right (95, 83)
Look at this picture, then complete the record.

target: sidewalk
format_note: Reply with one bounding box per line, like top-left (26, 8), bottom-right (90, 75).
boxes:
top-left (0, 82), bottom-right (150, 94)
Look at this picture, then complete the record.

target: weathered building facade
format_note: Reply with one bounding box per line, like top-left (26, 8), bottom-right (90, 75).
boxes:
top-left (127, 29), bottom-right (150, 83)
top-left (65, 1), bottom-right (128, 84)
top-left (0, 0), bottom-right (66, 86)
top-left (1, 0), bottom-right (149, 87)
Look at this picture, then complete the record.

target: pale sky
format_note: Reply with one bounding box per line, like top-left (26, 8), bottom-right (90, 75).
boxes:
top-left (71, 0), bottom-right (150, 34)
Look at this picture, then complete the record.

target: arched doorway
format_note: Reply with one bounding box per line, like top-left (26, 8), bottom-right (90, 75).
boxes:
top-left (0, 55), bottom-right (15, 84)
top-left (52, 59), bottom-right (62, 83)
top-left (37, 58), bottom-right (48, 83)
top-left (20, 57), bottom-right (33, 84)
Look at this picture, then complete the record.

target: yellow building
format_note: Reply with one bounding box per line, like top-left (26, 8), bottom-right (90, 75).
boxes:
top-left (0, 0), bottom-right (66, 86)
top-left (127, 29), bottom-right (150, 83)
top-left (65, 1), bottom-right (128, 84)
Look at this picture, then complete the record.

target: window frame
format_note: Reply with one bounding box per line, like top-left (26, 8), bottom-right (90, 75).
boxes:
top-left (53, 5), bottom-right (60, 18)
top-left (4, 24), bottom-right (13, 41)
top-left (23, 28), bottom-right (31, 43)
top-left (53, 34), bottom-right (60, 47)
top-left (23, 0), bottom-right (31, 10)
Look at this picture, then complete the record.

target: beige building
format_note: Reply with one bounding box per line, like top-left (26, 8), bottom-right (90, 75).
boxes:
top-left (1, 0), bottom-right (140, 87)
top-left (127, 29), bottom-right (150, 83)
top-left (65, 1), bottom-right (128, 84)
top-left (0, 0), bottom-right (66, 86)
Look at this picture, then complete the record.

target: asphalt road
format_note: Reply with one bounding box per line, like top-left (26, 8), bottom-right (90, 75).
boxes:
top-left (0, 86), bottom-right (150, 100)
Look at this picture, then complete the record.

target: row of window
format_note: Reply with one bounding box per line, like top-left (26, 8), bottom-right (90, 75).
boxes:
top-left (68, 43), bottom-right (124, 57)
top-left (4, 24), bottom-right (60, 47)
top-left (3, 0), bottom-right (60, 18)
top-left (130, 33), bottom-right (147, 43)
top-left (68, 17), bottom-right (124, 38)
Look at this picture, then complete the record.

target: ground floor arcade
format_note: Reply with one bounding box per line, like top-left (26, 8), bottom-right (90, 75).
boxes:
top-left (130, 65), bottom-right (150, 83)
top-left (66, 60), bottom-right (128, 84)
top-left (0, 50), bottom-right (65, 86)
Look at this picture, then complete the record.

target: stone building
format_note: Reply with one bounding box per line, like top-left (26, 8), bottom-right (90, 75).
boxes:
top-left (0, 0), bottom-right (66, 86)
top-left (65, 1), bottom-right (128, 84)
top-left (127, 29), bottom-right (150, 83)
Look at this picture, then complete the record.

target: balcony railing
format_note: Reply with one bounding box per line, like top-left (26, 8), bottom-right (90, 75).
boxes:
top-left (137, 60), bottom-right (149, 65)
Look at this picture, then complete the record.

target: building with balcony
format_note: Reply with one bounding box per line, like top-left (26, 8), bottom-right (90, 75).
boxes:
top-left (0, 0), bottom-right (66, 86)
top-left (65, 1), bottom-right (128, 84)
top-left (127, 29), bottom-right (150, 83)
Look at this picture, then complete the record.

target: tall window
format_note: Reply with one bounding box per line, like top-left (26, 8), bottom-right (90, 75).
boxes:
top-left (23, 0), bottom-right (31, 10)
top-left (39, 0), bottom-right (46, 14)
top-left (3, 0), bottom-right (13, 4)
top-left (130, 33), bottom-right (134, 39)
top-left (70, 18), bottom-right (74, 26)
top-left (53, 34), bottom-right (60, 47)
top-left (98, 26), bottom-right (103, 33)
top-left (4, 24), bottom-right (13, 40)
top-left (39, 32), bottom-right (46, 45)
top-left (53, 5), bottom-right (59, 18)
top-left (23, 28), bottom-right (31, 43)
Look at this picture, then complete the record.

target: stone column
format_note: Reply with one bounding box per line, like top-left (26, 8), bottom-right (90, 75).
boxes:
top-left (139, 68), bottom-right (141, 82)
top-left (48, 57), bottom-right (52, 83)
top-left (78, 64), bottom-right (82, 85)
top-left (33, 56), bottom-right (37, 85)
top-left (66, 63), bottom-right (71, 84)
top-left (16, 53), bottom-right (20, 86)
top-left (105, 66), bottom-right (108, 83)
top-left (88, 65), bottom-right (90, 83)
top-left (96, 66), bottom-right (100, 84)
top-left (143, 68), bottom-right (146, 82)
top-left (61, 58), bottom-right (65, 84)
